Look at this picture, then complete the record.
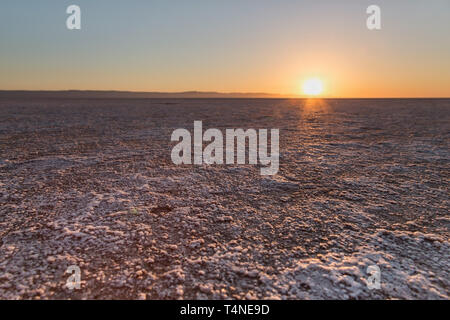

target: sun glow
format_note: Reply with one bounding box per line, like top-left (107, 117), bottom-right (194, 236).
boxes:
top-left (302, 78), bottom-right (324, 96)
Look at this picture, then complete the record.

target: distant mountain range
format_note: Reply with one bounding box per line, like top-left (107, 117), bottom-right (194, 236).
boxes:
top-left (0, 90), bottom-right (295, 99)
top-left (2, 90), bottom-right (443, 99)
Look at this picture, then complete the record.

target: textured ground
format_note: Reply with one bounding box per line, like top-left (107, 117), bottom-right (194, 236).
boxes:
top-left (0, 98), bottom-right (449, 299)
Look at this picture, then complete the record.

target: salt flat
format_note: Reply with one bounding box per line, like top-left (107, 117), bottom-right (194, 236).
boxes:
top-left (0, 98), bottom-right (448, 299)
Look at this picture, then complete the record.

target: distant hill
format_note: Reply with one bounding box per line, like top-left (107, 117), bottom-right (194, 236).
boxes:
top-left (0, 90), bottom-right (293, 99)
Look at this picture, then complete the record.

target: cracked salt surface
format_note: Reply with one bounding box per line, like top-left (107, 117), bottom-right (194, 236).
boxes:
top-left (0, 98), bottom-right (449, 299)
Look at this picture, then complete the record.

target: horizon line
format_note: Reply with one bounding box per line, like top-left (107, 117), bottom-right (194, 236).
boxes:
top-left (0, 89), bottom-right (449, 99)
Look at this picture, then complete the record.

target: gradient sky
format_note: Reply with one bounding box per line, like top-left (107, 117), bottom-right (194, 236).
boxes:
top-left (1, 0), bottom-right (449, 97)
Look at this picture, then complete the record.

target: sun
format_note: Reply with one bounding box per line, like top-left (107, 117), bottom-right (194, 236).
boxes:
top-left (302, 78), bottom-right (324, 96)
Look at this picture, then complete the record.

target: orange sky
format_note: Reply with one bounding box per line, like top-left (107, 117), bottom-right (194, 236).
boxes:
top-left (1, 1), bottom-right (449, 97)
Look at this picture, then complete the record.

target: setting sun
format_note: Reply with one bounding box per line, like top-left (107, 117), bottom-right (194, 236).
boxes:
top-left (302, 78), bottom-right (324, 96)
